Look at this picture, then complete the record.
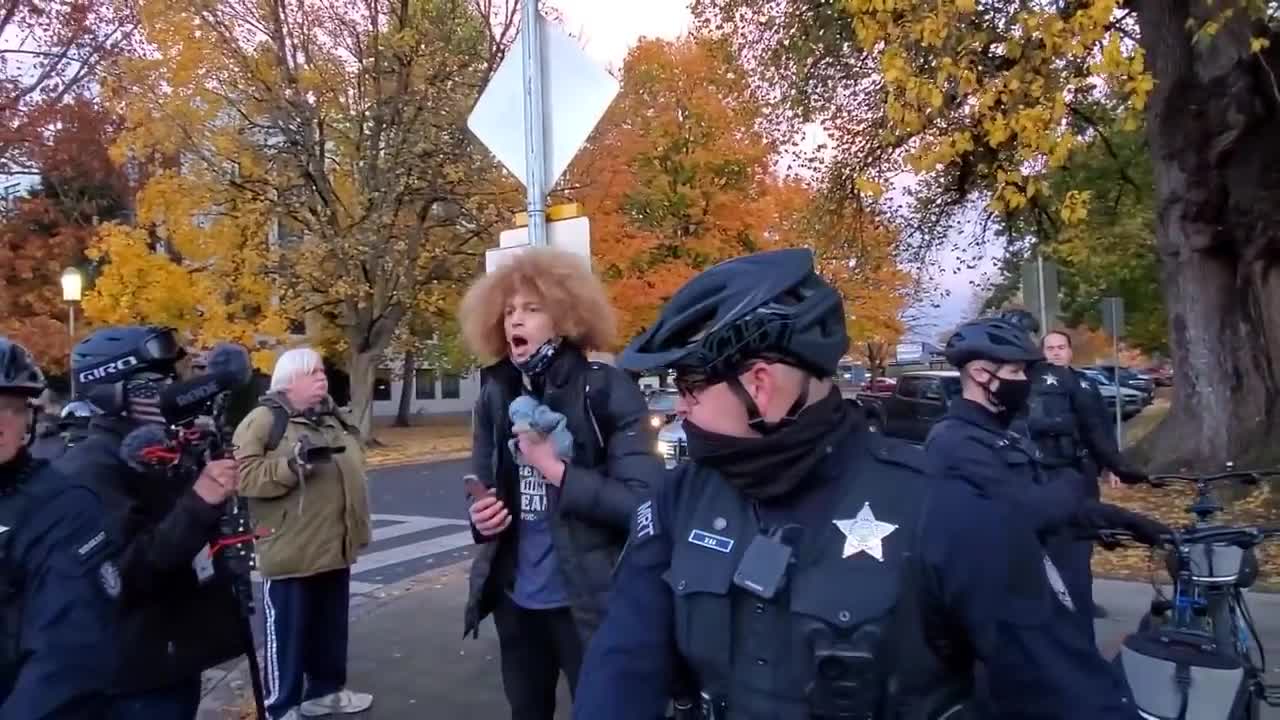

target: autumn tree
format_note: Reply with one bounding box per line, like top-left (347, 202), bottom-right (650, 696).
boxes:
top-left (0, 0), bottom-right (136, 174)
top-left (565, 36), bottom-right (913, 345)
top-left (0, 97), bottom-right (131, 369)
top-left (91, 0), bottom-right (520, 434)
top-left (696, 0), bottom-right (1280, 467)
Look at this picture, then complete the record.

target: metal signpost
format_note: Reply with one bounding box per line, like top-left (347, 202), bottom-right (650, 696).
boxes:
top-left (1021, 253), bottom-right (1061, 331)
top-left (1101, 296), bottom-right (1126, 447)
top-left (468, 2), bottom-right (619, 266)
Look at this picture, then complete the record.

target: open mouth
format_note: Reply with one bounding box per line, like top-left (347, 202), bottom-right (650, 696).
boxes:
top-left (509, 334), bottom-right (530, 355)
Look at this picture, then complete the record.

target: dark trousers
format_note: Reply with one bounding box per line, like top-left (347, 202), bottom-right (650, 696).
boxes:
top-left (108, 675), bottom-right (202, 720)
top-left (493, 595), bottom-right (584, 720)
top-left (262, 568), bottom-right (352, 719)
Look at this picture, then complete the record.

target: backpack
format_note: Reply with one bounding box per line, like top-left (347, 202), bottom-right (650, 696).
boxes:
top-left (262, 404), bottom-right (359, 453)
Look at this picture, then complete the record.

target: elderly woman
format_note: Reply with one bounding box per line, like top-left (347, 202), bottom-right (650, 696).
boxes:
top-left (233, 348), bottom-right (372, 720)
top-left (459, 247), bottom-right (663, 720)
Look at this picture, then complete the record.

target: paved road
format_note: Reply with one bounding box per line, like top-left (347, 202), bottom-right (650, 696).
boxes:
top-left (249, 457), bottom-right (474, 601)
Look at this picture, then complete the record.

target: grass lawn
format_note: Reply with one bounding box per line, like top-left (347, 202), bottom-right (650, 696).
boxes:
top-left (365, 418), bottom-right (472, 467)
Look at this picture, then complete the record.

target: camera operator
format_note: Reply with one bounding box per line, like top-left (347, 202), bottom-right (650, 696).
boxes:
top-left (0, 337), bottom-right (119, 719)
top-left (55, 326), bottom-right (246, 719)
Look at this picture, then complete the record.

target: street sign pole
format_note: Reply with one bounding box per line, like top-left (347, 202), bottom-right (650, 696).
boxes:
top-left (520, 0), bottom-right (548, 247)
top-left (1036, 252), bottom-right (1048, 333)
top-left (1101, 296), bottom-right (1126, 447)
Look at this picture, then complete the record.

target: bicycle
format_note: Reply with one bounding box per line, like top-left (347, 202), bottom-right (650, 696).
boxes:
top-left (1094, 465), bottom-right (1280, 719)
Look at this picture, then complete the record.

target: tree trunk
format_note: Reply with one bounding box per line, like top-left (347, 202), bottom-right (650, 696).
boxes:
top-left (395, 350), bottom-right (415, 427)
top-left (1132, 1), bottom-right (1280, 469)
top-left (346, 349), bottom-right (379, 441)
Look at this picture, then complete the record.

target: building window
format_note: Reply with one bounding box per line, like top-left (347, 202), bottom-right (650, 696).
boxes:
top-left (373, 370), bottom-right (392, 402)
top-left (415, 369), bottom-right (437, 400)
top-left (442, 373), bottom-right (461, 400)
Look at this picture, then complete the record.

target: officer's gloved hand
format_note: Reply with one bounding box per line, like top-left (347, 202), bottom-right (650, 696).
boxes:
top-left (1099, 504), bottom-right (1170, 547)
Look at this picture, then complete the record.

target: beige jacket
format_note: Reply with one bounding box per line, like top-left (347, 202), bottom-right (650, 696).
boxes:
top-left (233, 394), bottom-right (372, 579)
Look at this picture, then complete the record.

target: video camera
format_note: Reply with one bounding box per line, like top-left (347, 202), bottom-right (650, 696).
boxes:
top-left (118, 341), bottom-right (269, 718)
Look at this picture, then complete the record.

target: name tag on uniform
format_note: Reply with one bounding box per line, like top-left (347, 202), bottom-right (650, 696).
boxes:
top-left (688, 530), bottom-right (734, 553)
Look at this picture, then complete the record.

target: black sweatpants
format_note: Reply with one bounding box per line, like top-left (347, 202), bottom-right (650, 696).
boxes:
top-left (262, 567), bottom-right (352, 719)
top-left (492, 595), bottom-right (584, 720)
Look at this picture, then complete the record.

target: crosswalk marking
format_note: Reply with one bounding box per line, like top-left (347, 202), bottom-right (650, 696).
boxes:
top-left (251, 514), bottom-right (475, 597)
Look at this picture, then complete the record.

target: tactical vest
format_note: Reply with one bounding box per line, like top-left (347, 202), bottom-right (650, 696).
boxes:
top-left (1025, 365), bottom-right (1078, 468)
top-left (663, 440), bottom-right (928, 720)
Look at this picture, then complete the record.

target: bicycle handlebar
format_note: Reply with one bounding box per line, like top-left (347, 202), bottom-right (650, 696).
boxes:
top-left (1095, 525), bottom-right (1280, 550)
top-left (1147, 468), bottom-right (1280, 486)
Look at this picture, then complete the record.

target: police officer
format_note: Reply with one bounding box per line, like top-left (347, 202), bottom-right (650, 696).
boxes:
top-left (574, 249), bottom-right (1151, 720)
top-left (56, 326), bottom-right (245, 720)
top-left (999, 309), bottom-right (1145, 624)
top-left (30, 400), bottom-right (99, 461)
top-left (0, 337), bottom-right (119, 719)
top-left (925, 318), bottom-right (1167, 643)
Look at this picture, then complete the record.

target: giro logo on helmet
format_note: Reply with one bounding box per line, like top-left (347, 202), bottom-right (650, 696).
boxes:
top-left (78, 356), bottom-right (141, 384)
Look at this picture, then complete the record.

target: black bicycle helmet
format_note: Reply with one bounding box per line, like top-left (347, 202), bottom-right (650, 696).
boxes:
top-left (944, 318), bottom-right (1044, 368)
top-left (72, 325), bottom-right (184, 415)
top-left (0, 338), bottom-right (46, 398)
top-left (999, 308), bottom-right (1041, 336)
top-left (618, 248), bottom-right (849, 379)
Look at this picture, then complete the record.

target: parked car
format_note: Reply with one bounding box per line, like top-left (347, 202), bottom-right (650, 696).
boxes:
top-left (862, 375), bottom-right (897, 394)
top-left (1080, 369), bottom-right (1146, 419)
top-left (1088, 364), bottom-right (1155, 405)
top-left (1144, 365), bottom-right (1174, 387)
top-left (646, 389), bottom-right (679, 431)
top-left (856, 370), bottom-right (961, 443)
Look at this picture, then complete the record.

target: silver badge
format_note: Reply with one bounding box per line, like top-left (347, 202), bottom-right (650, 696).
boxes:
top-left (1042, 373), bottom-right (1058, 386)
top-left (833, 502), bottom-right (898, 561)
top-left (1043, 556), bottom-right (1075, 611)
top-left (98, 561), bottom-right (122, 599)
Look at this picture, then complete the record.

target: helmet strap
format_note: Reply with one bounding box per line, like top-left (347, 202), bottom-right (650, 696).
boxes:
top-left (726, 374), bottom-right (809, 436)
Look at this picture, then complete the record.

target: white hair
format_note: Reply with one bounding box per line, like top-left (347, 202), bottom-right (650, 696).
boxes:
top-left (270, 347), bottom-right (324, 392)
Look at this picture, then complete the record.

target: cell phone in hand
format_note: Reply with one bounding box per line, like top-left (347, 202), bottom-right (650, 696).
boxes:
top-left (463, 474), bottom-right (491, 502)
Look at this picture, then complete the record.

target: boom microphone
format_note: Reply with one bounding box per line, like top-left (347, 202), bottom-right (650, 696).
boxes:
top-left (119, 424), bottom-right (175, 473)
top-left (159, 343), bottom-right (253, 425)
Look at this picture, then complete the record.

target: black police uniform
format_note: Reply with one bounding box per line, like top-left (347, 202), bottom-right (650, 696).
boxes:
top-left (575, 407), bottom-right (1142, 720)
top-left (1021, 361), bottom-right (1136, 622)
top-left (0, 449), bottom-right (120, 719)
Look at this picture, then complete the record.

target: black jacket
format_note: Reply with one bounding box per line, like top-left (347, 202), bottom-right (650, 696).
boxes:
top-left (54, 417), bottom-right (245, 693)
top-left (464, 347), bottom-right (663, 639)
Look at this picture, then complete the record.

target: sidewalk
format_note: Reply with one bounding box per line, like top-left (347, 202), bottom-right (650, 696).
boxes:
top-left (201, 567), bottom-right (1280, 720)
top-left (198, 563), bottom-right (571, 720)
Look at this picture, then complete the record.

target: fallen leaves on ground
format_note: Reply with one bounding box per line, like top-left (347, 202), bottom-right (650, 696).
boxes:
top-left (366, 421), bottom-right (472, 467)
top-left (1095, 480), bottom-right (1280, 589)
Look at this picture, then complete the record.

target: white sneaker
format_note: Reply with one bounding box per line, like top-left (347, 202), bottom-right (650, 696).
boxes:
top-left (299, 689), bottom-right (374, 716)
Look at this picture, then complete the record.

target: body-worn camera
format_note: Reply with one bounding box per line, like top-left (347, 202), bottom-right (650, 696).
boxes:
top-left (807, 625), bottom-right (885, 719)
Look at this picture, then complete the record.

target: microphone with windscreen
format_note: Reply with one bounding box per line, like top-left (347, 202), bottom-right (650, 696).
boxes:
top-left (159, 343), bottom-right (253, 426)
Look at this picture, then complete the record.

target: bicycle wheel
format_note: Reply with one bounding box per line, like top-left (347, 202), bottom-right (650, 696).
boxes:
top-left (1208, 593), bottom-right (1239, 656)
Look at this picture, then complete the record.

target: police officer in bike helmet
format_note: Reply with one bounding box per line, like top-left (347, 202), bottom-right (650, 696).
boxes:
top-left (0, 336), bottom-right (120, 718)
top-left (55, 326), bottom-right (244, 720)
top-left (999, 308), bottom-right (1147, 625)
top-left (574, 249), bottom-right (1144, 720)
top-left (926, 316), bottom-right (1170, 716)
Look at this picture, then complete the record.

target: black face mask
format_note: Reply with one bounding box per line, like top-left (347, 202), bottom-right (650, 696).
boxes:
top-left (986, 375), bottom-right (1032, 423)
top-left (683, 388), bottom-right (854, 500)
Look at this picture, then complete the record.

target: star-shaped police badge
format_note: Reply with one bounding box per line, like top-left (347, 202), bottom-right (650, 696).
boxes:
top-left (1042, 373), bottom-right (1058, 386)
top-left (833, 502), bottom-right (898, 561)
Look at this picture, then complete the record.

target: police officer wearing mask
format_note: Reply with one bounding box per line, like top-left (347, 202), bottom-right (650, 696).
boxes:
top-left (56, 326), bottom-right (245, 720)
top-left (926, 319), bottom-right (1167, 640)
top-left (998, 309), bottom-right (1146, 625)
top-left (0, 337), bottom-right (119, 719)
top-left (574, 250), bottom-right (1154, 720)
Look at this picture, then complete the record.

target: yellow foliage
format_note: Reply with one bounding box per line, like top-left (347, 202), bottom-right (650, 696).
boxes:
top-left (838, 0), bottom-right (1155, 222)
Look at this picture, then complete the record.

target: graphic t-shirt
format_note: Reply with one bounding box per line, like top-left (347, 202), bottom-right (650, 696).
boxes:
top-left (510, 450), bottom-right (569, 609)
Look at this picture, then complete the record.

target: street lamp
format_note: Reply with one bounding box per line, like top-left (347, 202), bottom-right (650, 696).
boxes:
top-left (60, 267), bottom-right (83, 396)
